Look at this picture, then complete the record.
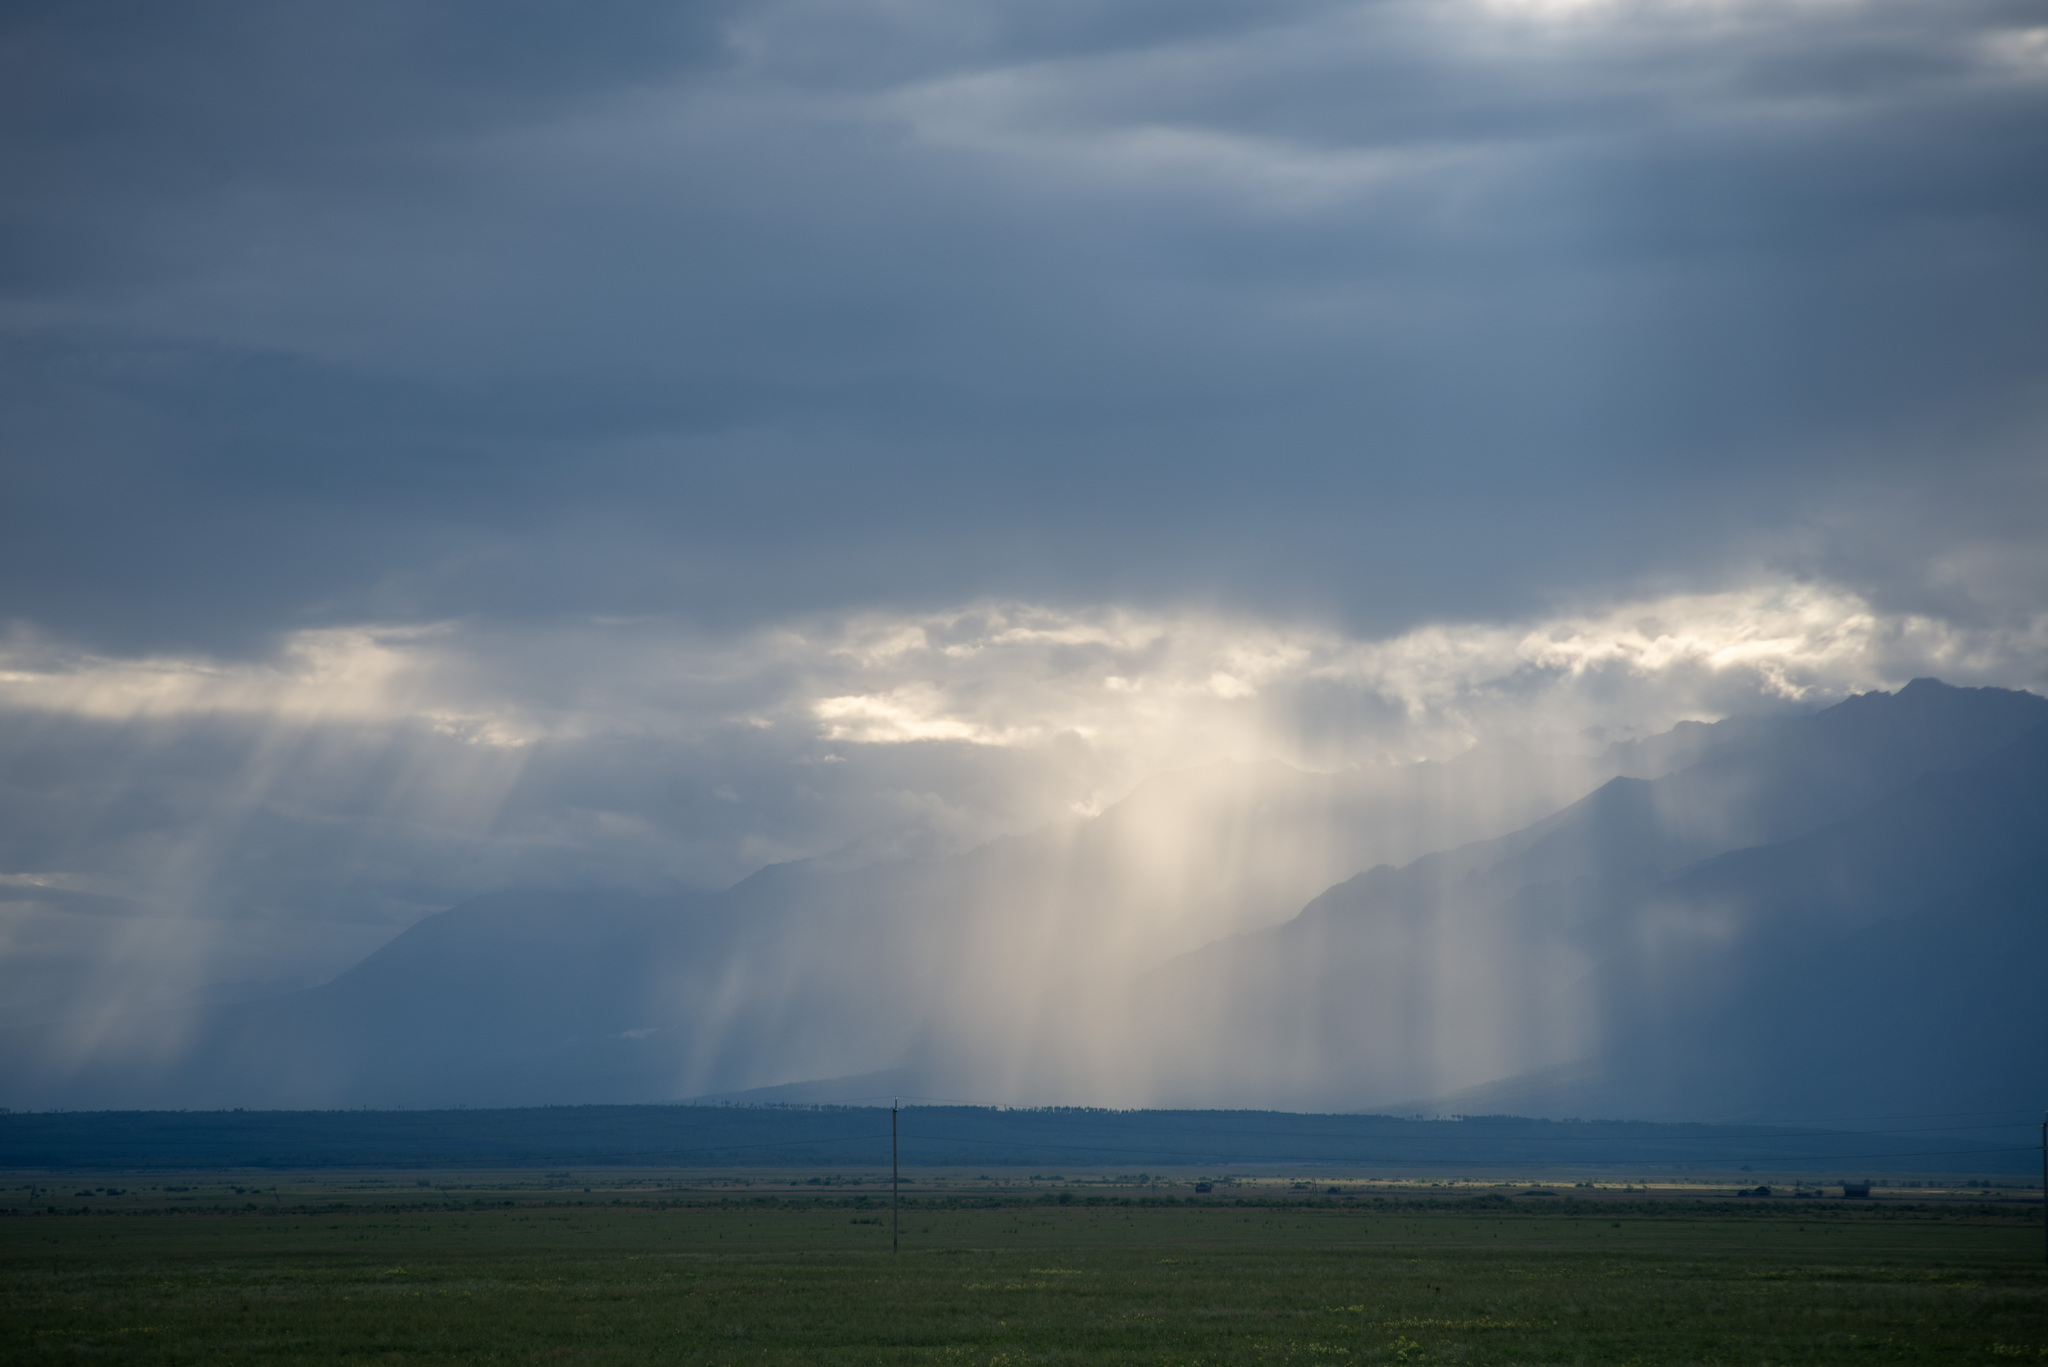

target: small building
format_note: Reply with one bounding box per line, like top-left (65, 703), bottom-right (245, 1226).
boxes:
top-left (1842, 1181), bottom-right (1872, 1199)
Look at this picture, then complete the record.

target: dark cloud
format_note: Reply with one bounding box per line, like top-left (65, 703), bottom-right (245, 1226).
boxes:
top-left (0, 0), bottom-right (2042, 654)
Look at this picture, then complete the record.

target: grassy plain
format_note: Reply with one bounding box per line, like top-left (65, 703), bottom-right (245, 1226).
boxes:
top-left (2, 1173), bottom-right (2042, 1365)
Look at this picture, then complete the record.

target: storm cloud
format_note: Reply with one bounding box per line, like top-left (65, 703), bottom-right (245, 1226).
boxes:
top-left (5, 0), bottom-right (2045, 644)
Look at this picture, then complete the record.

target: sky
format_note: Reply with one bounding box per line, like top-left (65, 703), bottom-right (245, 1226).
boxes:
top-left (1, 0), bottom-right (2046, 1020)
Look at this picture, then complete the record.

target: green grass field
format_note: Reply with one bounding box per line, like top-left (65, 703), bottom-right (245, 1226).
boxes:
top-left (3, 1175), bottom-right (2043, 1364)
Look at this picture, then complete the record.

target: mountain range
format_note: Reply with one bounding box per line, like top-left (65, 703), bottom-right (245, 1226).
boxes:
top-left (1025, 678), bottom-right (2048, 1120)
top-left (3, 678), bottom-right (2043, 1127)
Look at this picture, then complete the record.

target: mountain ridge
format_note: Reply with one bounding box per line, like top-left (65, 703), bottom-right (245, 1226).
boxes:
top-left (967, 679), bottom-right (2048, 1112)
top-left (2, 679), bottom-right (2041, 1124)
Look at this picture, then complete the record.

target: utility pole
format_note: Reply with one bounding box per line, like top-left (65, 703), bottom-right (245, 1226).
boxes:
top-left (892, 1097), bottom-right (900, 1255)
top-left (2040, 1110), bottom-right (2045, 1267)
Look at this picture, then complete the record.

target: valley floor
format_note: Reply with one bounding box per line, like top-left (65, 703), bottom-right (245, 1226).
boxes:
top-left (2, 1179), bottom-right (2043, 1364)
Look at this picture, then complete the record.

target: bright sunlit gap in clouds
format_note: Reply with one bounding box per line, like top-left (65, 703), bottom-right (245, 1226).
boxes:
top-left (3, 580), bottom-right (2038, 789)
top-left (0, 580), bottom-right (2021, 764)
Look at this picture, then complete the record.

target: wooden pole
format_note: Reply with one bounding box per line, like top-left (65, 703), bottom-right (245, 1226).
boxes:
top-left (892, 1097), bottom-right (900, 1255)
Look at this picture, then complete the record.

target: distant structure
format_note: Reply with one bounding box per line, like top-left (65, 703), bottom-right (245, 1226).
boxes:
top-left (1842, 1181), bottom-right (1872, 1199)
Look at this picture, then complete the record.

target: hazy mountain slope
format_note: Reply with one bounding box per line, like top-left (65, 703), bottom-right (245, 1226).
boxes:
top-left (1047, 681), bottom-right (2048, 1112)
top-left (1427, 720), bottom-right (2048, 1123)
top-left (10, 679), bottom-right (2034, 1114)
top-left (0, 738), bottom-right (1627, 1108)
top-left (0, 889), bottom-right (706, 1110)
top-left (697, 744), bottom-right (1641, 1101)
